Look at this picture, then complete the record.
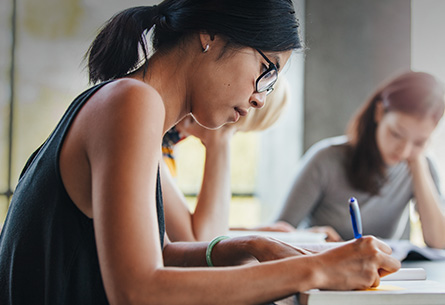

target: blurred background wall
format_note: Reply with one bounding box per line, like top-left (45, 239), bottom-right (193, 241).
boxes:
top-left (0, 0), bottom-right (161, 221)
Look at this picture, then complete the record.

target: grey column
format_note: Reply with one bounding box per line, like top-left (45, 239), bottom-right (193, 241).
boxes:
top-left (303, 0), bottom-right (411, 151)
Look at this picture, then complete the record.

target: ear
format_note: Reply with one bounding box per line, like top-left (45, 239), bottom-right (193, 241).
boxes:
top-left (199, 33), bottom-right (213, 52)
top-left (374, 100), bottom-right (385, 123)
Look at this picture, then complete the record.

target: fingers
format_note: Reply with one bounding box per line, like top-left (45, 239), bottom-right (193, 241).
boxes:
top-left (356, 237), bottom-right (401, 280)
top-left (250, 236), bottom-right (311, 262)
top-left (256, 221), bottom-right (296, 232)
top-left (324, 228), bottom-right (342, 242)
top-left (377, 254), bottom-right (401, 278)
top-left (274, 221), bottom-right (297, 232)
top-left (355, 236), bottom-right (391, 254)
top-left (295, 247), bottom-right (316, 255)
top-left (176, 114), bottom-right (235, 145)
top-left (371, 276), bottom-right (381, 288)
top-left (308, 226), bottom-right (343, 242)
top-left (371, 237), bottom-right (393, 255)
top-left (315, 237), bottom-right (400, 290)
top-left (175, 115), bottom-right (199, 138)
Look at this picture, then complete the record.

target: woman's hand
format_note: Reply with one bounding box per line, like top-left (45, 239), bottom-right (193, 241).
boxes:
top-left (311, 236), bottom-right (401, 290)
top-left (211, 235), bottom-right (313, 266)
top-left (406, 150), bottom-right (426, 171)
top-left (246, 236), bottom-right (314, 262)
top-left (176, 115), bottom-right (236, 148)
top-left (165, 114), bottom-right (235, 242)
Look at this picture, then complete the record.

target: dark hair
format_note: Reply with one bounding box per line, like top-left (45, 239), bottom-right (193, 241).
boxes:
top-left (86, 0), bottom-right (302, 84)
top-left (346, 71), bottom-right (445, 195)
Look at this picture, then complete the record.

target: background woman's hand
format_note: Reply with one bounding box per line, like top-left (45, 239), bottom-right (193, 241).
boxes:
top-left (212, 235), bottom-right (313, 266)
top-left (307, 226), bottom-right (343, 242)
top-left (251, 221), bottom-right (297, 232)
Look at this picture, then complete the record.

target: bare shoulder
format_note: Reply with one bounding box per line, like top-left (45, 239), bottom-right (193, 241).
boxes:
top-left (84, 78), bottom-right (165, 128)
top-left (107, 78), bottom-right (162, 100)
top-left (95, 78), bottom-right (164, 114)
top-left (80, 78), bottom-right (166, 154)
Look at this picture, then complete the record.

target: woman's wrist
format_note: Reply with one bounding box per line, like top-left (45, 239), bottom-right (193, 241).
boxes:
top-left (206, 236), bottom-right (230, 266)
top-left (407, 154), bottom-right (427, 172)
top-left (202, 131), bottom-right (234, 149)
top-left (303, 254), bottom-right (328, 290)
top-left (280, 255), bottom-right (324, 293)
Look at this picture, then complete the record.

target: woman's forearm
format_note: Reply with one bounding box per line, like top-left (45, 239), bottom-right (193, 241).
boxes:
top-left (140, 259), bottom-right (312, 305)
top-left (159, 236), bottom-right (314, 304)
top-left (162, 125), bottom-right (234, 242)
top-left (410, 156), bottom-right (445, 248)
top-left (160, 161), bottom-right (196, 242)
top-left (133, 237), bottom-right (400, 305)
top-left (191, 135), bottom-right (232, 241)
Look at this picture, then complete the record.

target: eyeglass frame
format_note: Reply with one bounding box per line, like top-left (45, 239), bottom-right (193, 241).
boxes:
top-left (255, 49), bottom-right (278, 95)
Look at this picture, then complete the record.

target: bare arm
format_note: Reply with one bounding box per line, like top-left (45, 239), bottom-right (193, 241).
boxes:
top-left (163, 116), bottom-right (235, 242)
top-left (191, 123), bottom-right (234, 241)
top-left (409, 155), bottom-right (445, 248)
top-left (160, 236), bottom-right (400, 303)
top-left (161, 161), bottom-right (196, 241)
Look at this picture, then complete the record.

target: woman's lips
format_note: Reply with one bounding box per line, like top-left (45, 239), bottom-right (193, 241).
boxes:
top-left (387, 154), bottom-right (403, 164)
top-left (235, 107), bottom-right (248, 117)
top-left (232, 107), bottom-right (248, 123)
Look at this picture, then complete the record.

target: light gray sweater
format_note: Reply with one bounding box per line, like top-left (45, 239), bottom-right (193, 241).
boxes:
top-left (278, 136), bottom-right (443, 240)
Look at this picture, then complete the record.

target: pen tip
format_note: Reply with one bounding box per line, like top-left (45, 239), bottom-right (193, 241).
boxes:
top-left (349, 197), bottom-right (356, 203)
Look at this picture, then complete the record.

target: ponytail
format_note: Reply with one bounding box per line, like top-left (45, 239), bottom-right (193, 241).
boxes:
top-left (86, 6), bottom-right (157, 84)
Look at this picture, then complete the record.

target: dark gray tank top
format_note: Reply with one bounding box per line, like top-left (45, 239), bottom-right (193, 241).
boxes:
top-left (0, 81), bottom-right (165, 304)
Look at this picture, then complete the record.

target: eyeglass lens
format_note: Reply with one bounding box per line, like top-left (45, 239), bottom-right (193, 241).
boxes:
top-left (257, 69), bottom-right (278, 94)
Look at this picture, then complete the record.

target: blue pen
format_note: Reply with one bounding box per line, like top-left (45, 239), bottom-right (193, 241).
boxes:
top-left (349, 197), bottom-right (363, 239)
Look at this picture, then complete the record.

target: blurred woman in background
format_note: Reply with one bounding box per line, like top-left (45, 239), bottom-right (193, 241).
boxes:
top-left (277, 71), bottom-right (445, 248)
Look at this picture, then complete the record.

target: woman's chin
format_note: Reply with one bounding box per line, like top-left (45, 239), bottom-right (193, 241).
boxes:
top-left (384, 157), bottom-right (403, 166)
top-left (189, 113), bottom-right (224, 130)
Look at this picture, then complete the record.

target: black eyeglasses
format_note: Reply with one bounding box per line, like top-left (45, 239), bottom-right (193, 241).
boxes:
top-left (255, 49), bottom-right (278, 95)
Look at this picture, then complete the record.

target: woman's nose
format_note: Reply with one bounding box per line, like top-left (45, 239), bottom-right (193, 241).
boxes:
top-left (398, 141), bottom-right (413, 160)
top-left (249, 93), bottom-right (266, 109)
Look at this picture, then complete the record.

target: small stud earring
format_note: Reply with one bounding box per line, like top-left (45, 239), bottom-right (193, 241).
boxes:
top-left (202, 44), bottom-right (209, 53)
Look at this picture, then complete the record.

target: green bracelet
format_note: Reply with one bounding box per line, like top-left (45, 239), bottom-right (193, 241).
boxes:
top-left (206, 236), bottom-right (230, 267)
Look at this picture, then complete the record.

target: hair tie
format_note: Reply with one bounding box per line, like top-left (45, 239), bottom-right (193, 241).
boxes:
top-left (152, 4), bottom-right (159, 14)
top-left (151, 4), bottom-right (170, 30)
top-left (151, 5), bottom-right (160, 21)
